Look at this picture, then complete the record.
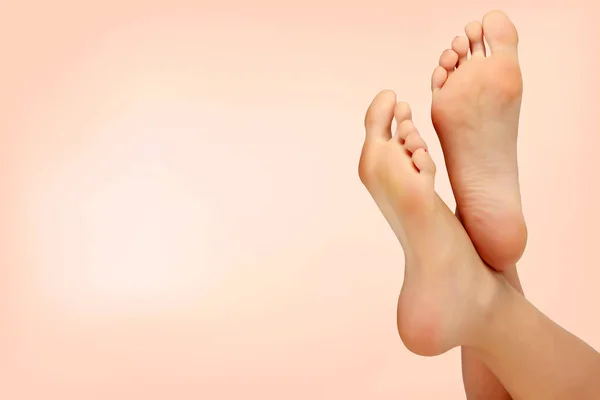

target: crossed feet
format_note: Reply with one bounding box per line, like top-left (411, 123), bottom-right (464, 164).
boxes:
top-left (359, 11), bottom-right (524, 356)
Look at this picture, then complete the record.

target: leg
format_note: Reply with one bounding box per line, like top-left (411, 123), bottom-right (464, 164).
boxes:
top-left (458, 207), bottom-right (523, 399)
top-left (473, 280), bottom-right (600, 400)
top-left (432, 10), bottom-right (528, 398)
top-left (461, 262), bottom-right (523, 399)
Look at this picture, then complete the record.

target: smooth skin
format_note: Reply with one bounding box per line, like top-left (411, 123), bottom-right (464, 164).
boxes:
top-left (359, 90), bottom-right (600, 400)
top-left (430, 10), bottom-right (527, 398)
top-left (431, 10), bottom-right (527, 272)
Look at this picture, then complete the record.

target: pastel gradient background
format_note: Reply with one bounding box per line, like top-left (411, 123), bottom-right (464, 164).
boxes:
top-left (1, 1), bottom-right (599, 398)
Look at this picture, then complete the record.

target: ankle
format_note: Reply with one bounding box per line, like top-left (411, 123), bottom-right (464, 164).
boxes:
top-left (465, 271), bottom-right (513, 348)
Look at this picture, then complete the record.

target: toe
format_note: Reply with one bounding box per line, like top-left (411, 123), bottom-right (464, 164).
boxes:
top-left (365, 90), bottom-right (396, 141)
top-left (394, 101), bottom-right (412, 124)
top-left (412, 148), bottom-right (436, 175)
top-left (393, 102), bottom-right (414, 141)
top-left (451, 36), bottom-right (469, 66)
top-left (439, 49), bottom-right (459, 75)
top-left (395, 119), bottom-right (418, 142)
top-left (465, 21), bottom-right (486, 57)
top-left (431, 66), bottom-right (448, 93)
top-left (482, 10), bottom-right (519, 56)
top-left (404, 131), bottom-right (428, 154)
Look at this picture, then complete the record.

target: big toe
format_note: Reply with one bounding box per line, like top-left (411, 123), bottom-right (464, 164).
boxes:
top-left (482, 10), bottom-right (519, 55)
top-left (364, 90), bottom-right (396, 141)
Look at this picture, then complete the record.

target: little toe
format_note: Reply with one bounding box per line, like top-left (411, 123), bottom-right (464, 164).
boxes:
top-left (404, 131), bottom-right (428, 154)
top-left (482, 10), bottom-right (519, 56)
top-left (431, 66), bottom-right (448, 93)
top-left (412, 148), bottom-right (436, 175)
top-left (465, 21), bottom-right (486, 57)
top-left (439, 49), bottom-right (459, 75)
top-left (451, 36), bottom-right (469, 66)
top-left (365, 90), bottom-right (396, 141)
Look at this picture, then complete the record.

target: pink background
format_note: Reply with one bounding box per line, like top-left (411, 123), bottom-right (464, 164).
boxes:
top-left (1, 1), bottom-right (599, 398)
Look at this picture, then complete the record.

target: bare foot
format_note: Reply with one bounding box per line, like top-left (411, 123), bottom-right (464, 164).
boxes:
top-left (359, 90), bottom-right (499, 356)
top-left (430, 10), bottom-right (526, 270)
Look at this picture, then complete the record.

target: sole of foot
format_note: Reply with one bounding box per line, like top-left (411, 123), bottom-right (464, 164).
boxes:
top-left (359, 90), bottom-right (500, 356)
top-left (431, 10), bottom-right (527, 270)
